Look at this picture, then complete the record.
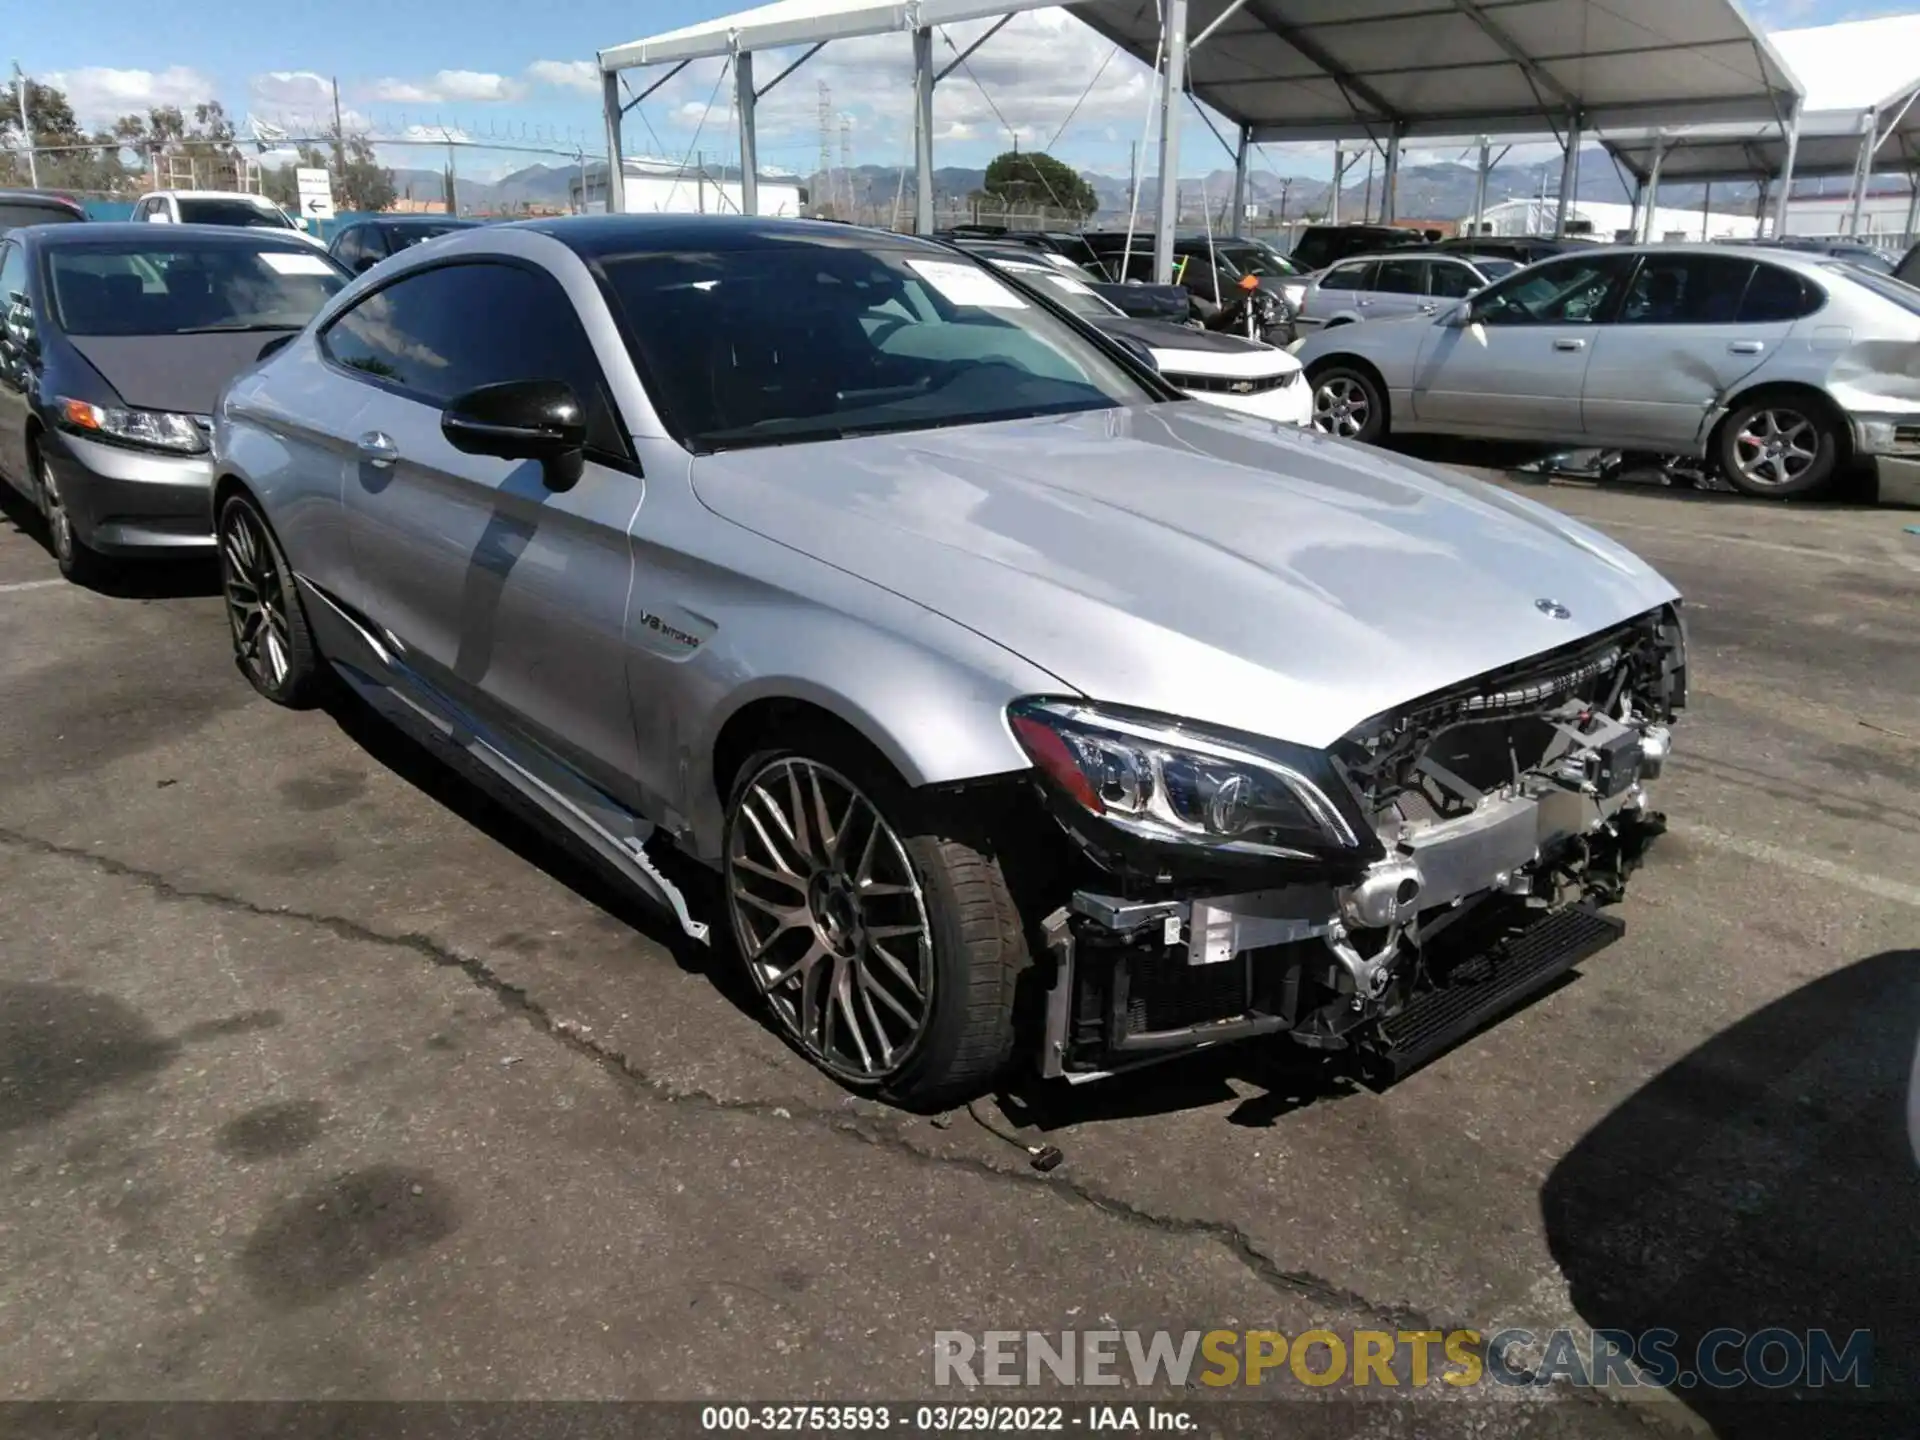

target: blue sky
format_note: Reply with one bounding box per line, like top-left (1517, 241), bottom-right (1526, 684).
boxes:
top-left (15, 0), bottom-right (1918, 182)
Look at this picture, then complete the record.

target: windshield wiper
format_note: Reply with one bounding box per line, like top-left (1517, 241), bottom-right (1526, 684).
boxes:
top-left (174, 321), bottom-right (306, 334)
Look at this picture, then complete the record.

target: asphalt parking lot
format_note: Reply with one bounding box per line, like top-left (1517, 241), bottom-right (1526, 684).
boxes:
top-left (2, 466), bottom-right (1917, 1437)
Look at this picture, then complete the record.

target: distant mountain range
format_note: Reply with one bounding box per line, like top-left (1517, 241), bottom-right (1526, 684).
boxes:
top-left (390, 148), bottom-right (1794, 222)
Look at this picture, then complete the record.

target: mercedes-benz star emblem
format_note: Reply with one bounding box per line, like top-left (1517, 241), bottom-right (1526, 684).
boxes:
top-left (1535, 598), bottom-right (1573, 620)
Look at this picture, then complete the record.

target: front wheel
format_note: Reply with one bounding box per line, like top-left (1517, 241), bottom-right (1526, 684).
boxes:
top-left (37, 453), bottom-right (112, 587)
top-left (722, 745), bottom-right (1027, 1110)
top-left (1717, 396), bottom-right (1840, 499)
top-left (1309, 365), bottom-right (1387, 443)
top-left (218, 492), bottom-right (327, 707)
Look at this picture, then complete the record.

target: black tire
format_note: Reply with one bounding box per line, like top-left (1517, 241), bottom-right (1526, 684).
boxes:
top-left (1308, 363), bottom-right (1387, 444)
top-left (1716, 394), bottom-right (1841, 499)
top-left (36, 449), bottom-right (113, 587)
top-left (722, 733), bottom-right (1027, 1111)
top-left (217, 491), bottom-right (328, 708)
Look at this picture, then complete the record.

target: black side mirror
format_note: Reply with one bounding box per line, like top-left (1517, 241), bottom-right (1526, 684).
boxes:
top-left (441, 379), bottom-right (587, 491)
top-left (257, 333), bottom-right (297, 362)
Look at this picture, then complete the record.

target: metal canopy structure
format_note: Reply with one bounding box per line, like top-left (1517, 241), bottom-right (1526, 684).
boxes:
top-left (1597, 16), bottom-right (1920, 244)
top-left (597, 0), bottom-right (1804, 280)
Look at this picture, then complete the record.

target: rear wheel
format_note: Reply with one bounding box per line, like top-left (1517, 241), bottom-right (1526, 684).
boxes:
top-left (723, 742), bottom-right (1026, 1110)
top-left (1309, 364), bottom-right (1387, 443)
top-left (1717, 396), bottom-right (1840, 499)
top-left (218, 492), bottom-right (327, 708)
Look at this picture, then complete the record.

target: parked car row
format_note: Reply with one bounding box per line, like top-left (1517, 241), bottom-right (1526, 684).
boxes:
top-left (0, 212), bottom-right (1688, 1111)
top-left (1296, 243), bottom-right (1920, 499)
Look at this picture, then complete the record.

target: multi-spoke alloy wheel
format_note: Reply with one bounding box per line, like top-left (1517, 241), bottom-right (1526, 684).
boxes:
top-left (217, 495), bottom-right (323, 707)
top-left (1718, 397), bottom-right (1838, 500)
top-left (1310, 369), bottom-right (1380, 441)
top-left (37, 453), bottom-right (107, 585)
top-left (1730, 408), bottom-right (1817, 490)
top-left (222, 503), bottom-right (295, 691)
top-left (726, 757), bottom-right (935, 1084)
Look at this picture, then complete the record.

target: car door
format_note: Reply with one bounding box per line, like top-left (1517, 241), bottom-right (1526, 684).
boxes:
top-left (1362, 257), bottom-right (1429, 321)
top-left (0, 240), bottom-right (32, 489)
top-left (1410, 251), bottom-right (1638, 438)
top-left (1425, 258), bottom-right (1483, 312)
top-left (319, 258), bottom-right (648, 806)
top-left (1299, 260), bottom-right (1375, 329)
top-left (1581, 255), bottom-right (1801, 451)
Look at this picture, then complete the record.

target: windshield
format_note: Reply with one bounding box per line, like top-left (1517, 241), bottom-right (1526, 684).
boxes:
top-left (176, 198), bottom-right (294, 229)
top-left (1824, 262), bottom-right (1920, 317)
top-left (600, 243), bottom-right (1147, 452)
top-left (0, 201), bottom-right (84, 236)
top-left (1472, 258), bottom-right (1521, 280)
top-left (1215, 244), bottom-right (1295, 278)
top-left (987, 261), bottom-right (1119, 318)
top-left (48, 240), bottom-right (347, 336)
top-left (391, 223), bottom-right (471, 251)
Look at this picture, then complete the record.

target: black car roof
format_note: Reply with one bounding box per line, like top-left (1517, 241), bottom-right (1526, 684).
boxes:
top-left (520, 213), bottom-right (947, 258)
top-left (374, 215), bottom-right (483, 229)
top-left (20, 221), bottom-right (320, 249)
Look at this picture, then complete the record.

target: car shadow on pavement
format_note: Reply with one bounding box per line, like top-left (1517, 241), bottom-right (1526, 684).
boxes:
top-left (0, 483), bottom-right (219, 599)
top-left (1541, 948), bottom-right (1919, 1439)
top-left (318, 686), bottom-right (735, 994)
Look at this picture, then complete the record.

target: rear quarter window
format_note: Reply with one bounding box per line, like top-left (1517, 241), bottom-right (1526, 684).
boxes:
top-left (1739, 263), bottom-right (1824, 323)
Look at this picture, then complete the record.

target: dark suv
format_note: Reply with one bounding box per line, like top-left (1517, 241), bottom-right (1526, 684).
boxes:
top-left (0, 190), bottom-right (87, 238)
top-left (1434, 234), bottom-right (1597, 266)
top-left (1285, 224), bottom-right (1432, 272)
top-left (1897, 242), bottom-right (1919, 288)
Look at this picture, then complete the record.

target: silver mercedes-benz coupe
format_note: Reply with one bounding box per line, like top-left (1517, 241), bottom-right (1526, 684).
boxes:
top-left (212, 216), bottom-right (1687, 1109)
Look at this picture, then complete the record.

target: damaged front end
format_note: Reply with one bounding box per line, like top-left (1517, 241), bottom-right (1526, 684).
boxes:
top-left (1012, 604), bottom-right (1687, 1085)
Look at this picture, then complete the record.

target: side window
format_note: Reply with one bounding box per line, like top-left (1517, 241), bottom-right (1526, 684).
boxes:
top-left (1473, 254), bottom-right (1635, 325)
top-left (1740, 263), bottom-right (1822, 322)
top-left (0, 242), bottom-right (27, 304)
top-left (130, 198), bottom-right (149, 222)
top-left (1427, 262), bottom-right (1478, 299)
top-left (321, 262), bottom-right (627, 456)
top-left (1618, 255), bottom-right (1754, 325)
top-left (1372, 259), bottom-right (1425, 295)
top-left (1317, 261), bottom-right (1375, 292)
top-left (331, 228), bottom-right (364, 269)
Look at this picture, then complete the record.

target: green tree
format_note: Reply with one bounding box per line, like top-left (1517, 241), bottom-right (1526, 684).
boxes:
top-left (977, 149), bottom-right (1096, 220)
top-left (0, 78), bottom-right (137, 196)
top-left (339, 135), bottom-right (395, 213)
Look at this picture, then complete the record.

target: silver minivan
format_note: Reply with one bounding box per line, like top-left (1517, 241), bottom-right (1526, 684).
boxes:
top-left (1290, 252), bottom-right (1519, 332)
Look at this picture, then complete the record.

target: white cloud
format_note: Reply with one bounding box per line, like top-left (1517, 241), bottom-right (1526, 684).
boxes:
top-left (365, 69), bottom-right (526, 105)
top-left (527, 60), bottom-right (600, 95)
top-left (43, 66), bottom-right (218, 127)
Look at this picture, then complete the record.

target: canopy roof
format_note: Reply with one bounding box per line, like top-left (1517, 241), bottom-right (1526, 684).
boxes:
top-left (1602, 15), bottom-right (1920, 185)
top-left (601, 0), bottom-right (1804, 141)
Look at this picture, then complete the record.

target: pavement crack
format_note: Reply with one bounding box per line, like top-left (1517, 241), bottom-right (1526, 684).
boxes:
top-left (0, 823), bottom-right (1651, 1414)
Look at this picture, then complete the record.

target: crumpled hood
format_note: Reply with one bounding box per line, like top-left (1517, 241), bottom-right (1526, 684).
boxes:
top-left (690, 405), bottom-right (1680, 749)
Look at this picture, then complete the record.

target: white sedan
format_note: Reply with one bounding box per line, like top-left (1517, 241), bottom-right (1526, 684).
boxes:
top-left (979, 252), bottom-right (1310, 427)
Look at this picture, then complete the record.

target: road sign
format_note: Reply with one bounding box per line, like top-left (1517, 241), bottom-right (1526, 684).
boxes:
top-left (295, 167), bottom-right (335, 221)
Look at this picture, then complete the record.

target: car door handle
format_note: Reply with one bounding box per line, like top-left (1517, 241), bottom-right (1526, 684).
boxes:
top-left (1728, 340), bottom-right (1766, 355)
top-left (1552, 338), bottom-right (1587, 352)
top-left (1357, 298), bottom-right (1373, 307)
top-left (356, 431), bottom-right (398, 466)
top-left (1417, 302), bottom-right (1437, 313)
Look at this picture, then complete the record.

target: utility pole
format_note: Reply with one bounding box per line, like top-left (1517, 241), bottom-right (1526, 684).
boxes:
top-left (13, 63), bottom-right (38, 188)
top-left (1127, 140), bottom-right (1138, 228)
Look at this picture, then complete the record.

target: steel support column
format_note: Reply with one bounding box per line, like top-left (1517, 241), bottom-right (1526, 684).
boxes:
top-left (1381, 127), bottom-right (1401, 223)
top-left (1903, 174), bottom-right (1920, 246)
top-left (1153, 0), bottom-right (1189, 284)
top-left (1470, 138), bottom-right (1490, 236)
top-left (1231, 124), bottom-right (1251, 231)
top-left (734, 51), bottom-right (758, 217)
top-left (1846, 113), bottom-right (1876, 237)
top-left (601, 69), bottom-right (625, 214)
top-left (1554, 109), bottom-right (1581, 237)
top-left (1329, 146), bottom-right (1342, 224)
top-left (1773, 106), bottom-right (1800, 238)
top-left (1641, 140), bottom-right (1663, 241)
top-left (912, 27), bottom-right (935, 234)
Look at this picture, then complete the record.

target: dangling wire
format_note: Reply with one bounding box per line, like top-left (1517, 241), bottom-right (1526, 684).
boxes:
top-left (666, 56), bottom-right (731, 212)
top-left (1122, 20), bottom-right (1167, 278)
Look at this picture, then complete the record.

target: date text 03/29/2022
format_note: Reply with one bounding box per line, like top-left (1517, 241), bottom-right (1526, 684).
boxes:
top-left (700, 1406), bottom-right (1192, 1432)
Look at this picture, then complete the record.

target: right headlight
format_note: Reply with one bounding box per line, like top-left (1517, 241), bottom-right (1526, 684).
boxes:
top-left (1008, 699), bottom-right (1370, 863)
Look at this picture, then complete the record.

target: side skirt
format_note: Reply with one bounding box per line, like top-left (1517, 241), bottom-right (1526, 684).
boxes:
top-left (297, 576), bottom-right (710, 945)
